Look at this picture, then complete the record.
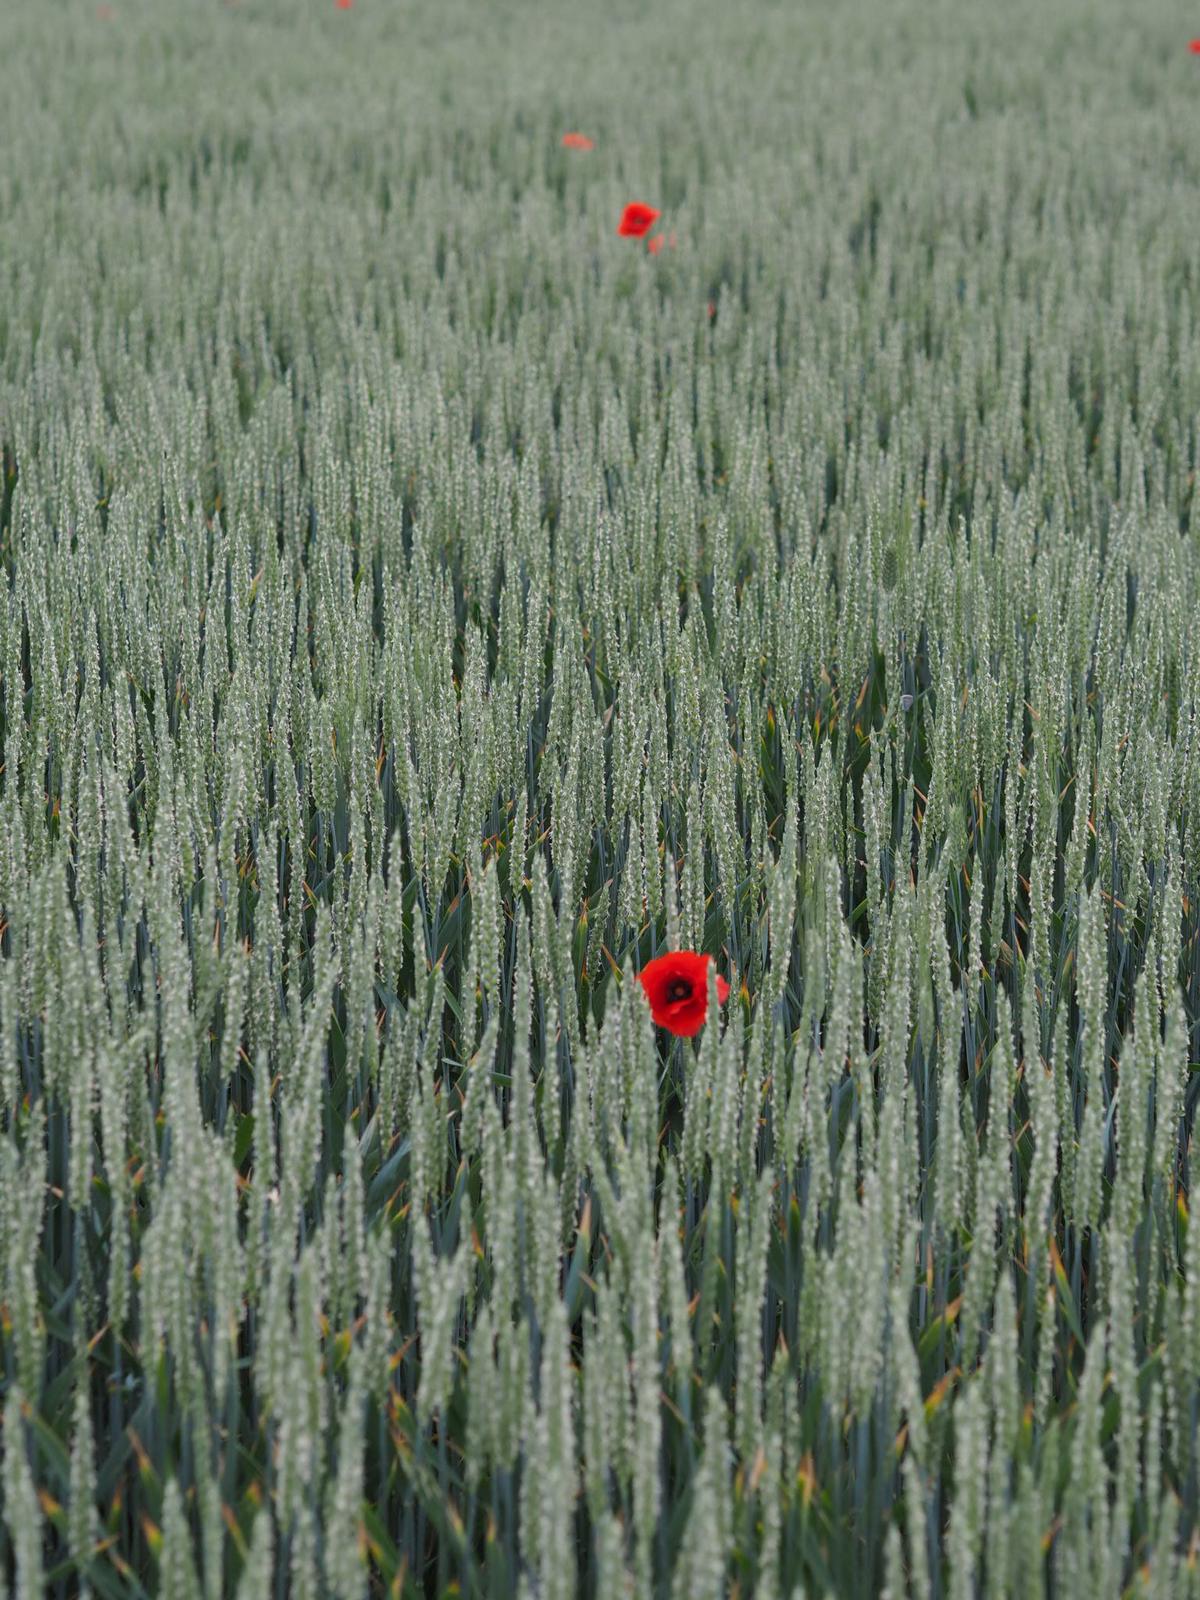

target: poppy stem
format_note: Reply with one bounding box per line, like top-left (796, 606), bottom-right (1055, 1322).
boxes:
top-left (664, 1033), bottom-right (685, 1113)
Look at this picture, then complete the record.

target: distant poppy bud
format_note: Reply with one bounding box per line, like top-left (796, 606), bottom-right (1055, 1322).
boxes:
top-left (617, 202), bottom-right (660, 238)
top-left (706, 299), bottom-right (717, 320)
top-left (638, 951), bottom-right (731, 1037)
top-left (562, 132), bottom-right (594, 150)
top-left (647, 234), bottom-right (665, 255)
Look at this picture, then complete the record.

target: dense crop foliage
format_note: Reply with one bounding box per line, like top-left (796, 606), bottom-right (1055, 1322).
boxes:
top-left (2, 0), bottom-right (1200, 1594)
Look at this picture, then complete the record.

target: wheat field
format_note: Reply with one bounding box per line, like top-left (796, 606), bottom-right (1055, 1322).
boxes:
top-left (1, 1), bottom-right (1199, 1595)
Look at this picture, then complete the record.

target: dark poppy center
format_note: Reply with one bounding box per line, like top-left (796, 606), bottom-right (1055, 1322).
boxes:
top-left (665, 977), bottom-right (693, 1003)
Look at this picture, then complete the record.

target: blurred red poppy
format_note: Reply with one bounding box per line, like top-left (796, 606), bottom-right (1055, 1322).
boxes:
top-left (706, 300), bottom-right (717, 320)
top-left (336, 0), bottom-right (353, 9)
top-left (562, 132), bottom-right (595, 150)
top-left (647, 234), bottom-right (665, 255)
top-left (1190, 38), bottom-right (1200, 51)
top-left (638, 951), bottom-right (730, 1037)
top-left (617, 202), bottom-right (660, 238)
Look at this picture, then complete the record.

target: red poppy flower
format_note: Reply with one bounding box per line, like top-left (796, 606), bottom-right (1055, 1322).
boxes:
top-left (1190, 38), bottom-right (1200, 52)
top-left (562, 132), bottom-right (594, 150)
top-left (647, 233), bottom-right (665, 255)
top-left (638, 951), bottom-right (730, 1037)
top-left (336, 0), bottom-right (353, 9)
top-left (706, 299), bottom-right (717, 321)
top-left (617, 202), bottom-right (660, 238)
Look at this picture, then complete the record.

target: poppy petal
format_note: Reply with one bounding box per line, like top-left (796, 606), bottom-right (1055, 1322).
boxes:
top-left (617, 202), bottom-right (661, 238)
top-left (637, 951), bottom-right (728, 1036)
